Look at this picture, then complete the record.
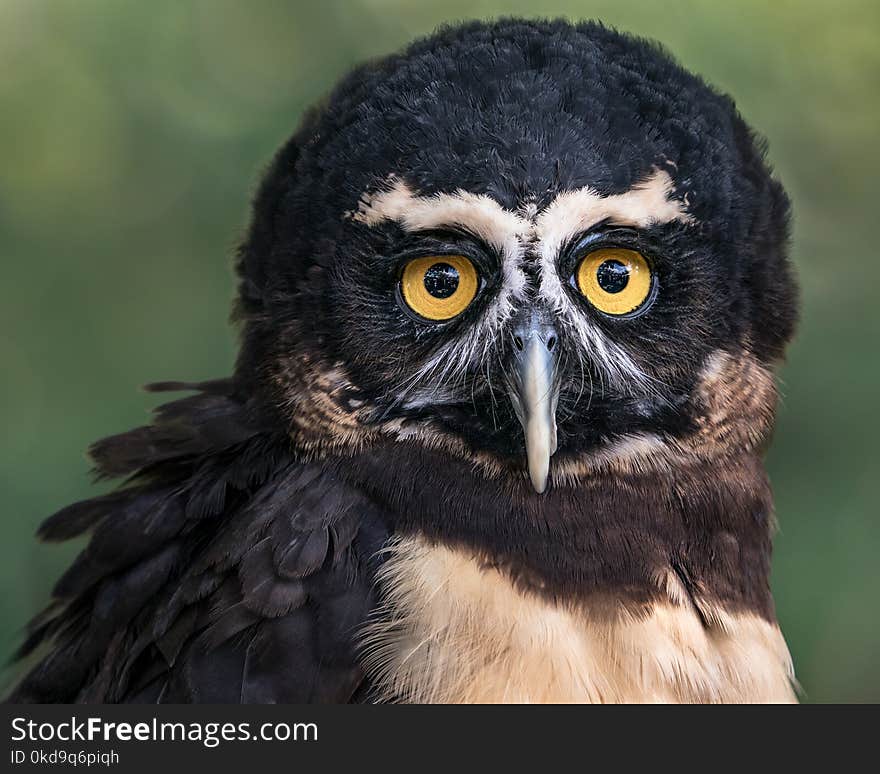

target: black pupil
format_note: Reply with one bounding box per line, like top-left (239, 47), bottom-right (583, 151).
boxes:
top-left (423, 262), bottom-right (460, 298)
top-left (596, 259), bottom-right (630, 293)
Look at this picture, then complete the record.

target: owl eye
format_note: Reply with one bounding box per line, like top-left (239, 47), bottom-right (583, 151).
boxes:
top-left (400, 255), bottom-right (479, 321)
top-left (575, 247), bottom-right (654, 316)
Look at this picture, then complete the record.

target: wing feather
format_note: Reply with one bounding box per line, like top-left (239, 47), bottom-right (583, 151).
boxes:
top-left (6, 380), bottom-right (388, 704)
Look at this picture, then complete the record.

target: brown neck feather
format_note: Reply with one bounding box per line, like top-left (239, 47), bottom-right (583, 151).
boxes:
top-left (334, 441), bottom-right (777, 621)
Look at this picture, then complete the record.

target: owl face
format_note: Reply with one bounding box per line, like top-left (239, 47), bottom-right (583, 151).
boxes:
top-left (336, 170), bottom-right (705, 492)
top-left (237, 21), bottom-right (796, 491)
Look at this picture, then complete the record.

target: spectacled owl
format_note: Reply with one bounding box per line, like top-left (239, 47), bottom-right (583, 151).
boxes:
top-left (9, 18), bottom-right (799, 704)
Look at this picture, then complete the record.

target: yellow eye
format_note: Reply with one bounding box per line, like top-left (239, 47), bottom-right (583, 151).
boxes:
top-left (576, 247), bottom-right (654, 316)
top-left (400, 255), bottom-right (479, 321)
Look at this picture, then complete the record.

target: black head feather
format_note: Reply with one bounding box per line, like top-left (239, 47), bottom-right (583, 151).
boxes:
top-left (233, 18), bottom-right (797, 473)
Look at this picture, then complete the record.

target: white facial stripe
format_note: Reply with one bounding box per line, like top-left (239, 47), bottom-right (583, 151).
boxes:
top-left (353, 177), bottom-right (525, 256)
top-left (531, 234), bottom-right (651, 392)
top-left (533, 168), bottom-right (693, 261)
top-left (353, 170), bottom-right (692, 394)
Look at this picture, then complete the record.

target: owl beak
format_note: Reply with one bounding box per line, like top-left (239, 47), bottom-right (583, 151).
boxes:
top-left (507, 318), bottom-right (559, 494)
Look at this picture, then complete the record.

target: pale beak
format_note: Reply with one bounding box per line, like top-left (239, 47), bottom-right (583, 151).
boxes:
top-left (507, 318), bottom-right (559, 494)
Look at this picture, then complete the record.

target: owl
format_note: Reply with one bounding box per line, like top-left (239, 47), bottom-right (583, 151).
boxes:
top-left (9, 19), bottom-right (799, 703)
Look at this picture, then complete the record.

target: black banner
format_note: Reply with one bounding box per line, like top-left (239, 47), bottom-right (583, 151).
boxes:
top-left (1, 703), bottom-right (870, 770)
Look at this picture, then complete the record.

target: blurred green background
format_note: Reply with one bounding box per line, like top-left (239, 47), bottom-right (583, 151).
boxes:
top-left (1, 0), bottom-right (877, 702)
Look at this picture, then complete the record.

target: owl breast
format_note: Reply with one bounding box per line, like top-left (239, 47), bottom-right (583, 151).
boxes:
top-left (360, 535), bottom-right (796, 704)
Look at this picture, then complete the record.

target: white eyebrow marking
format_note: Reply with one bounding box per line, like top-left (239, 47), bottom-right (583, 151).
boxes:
top-left (351, 169), bottom-right (693, 396)
top-left (534, 168), bottom-right (693, 259)
top-left (353, 177), bottom-right (525, 255)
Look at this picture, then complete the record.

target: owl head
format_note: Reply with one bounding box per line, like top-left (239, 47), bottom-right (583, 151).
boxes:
top-left (233, 19), bottom-right (797, 494)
